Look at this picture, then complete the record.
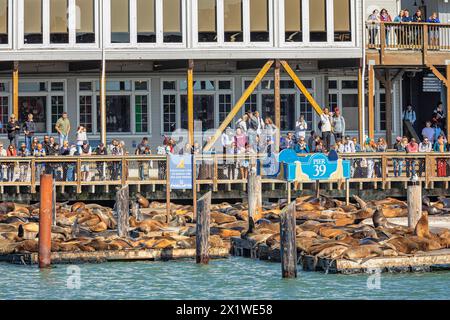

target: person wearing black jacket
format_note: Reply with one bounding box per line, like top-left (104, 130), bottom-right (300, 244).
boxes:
top-left (6, 114), bottom-right (20, 148)
top-left (22, 114), bottom-right (36, 152)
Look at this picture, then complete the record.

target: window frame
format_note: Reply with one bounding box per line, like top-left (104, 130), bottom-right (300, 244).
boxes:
top-left (76, 78), bottom-right (152, 136)
top-left (242, 76), bottom-right (316, 133)
top-left (279, 0), bottom-right (356, 47)
top-left (0, 0), bottom-right (12, 49)
top-left (0, 80), bottom-right (11, 134)
top-left (105, 0), bottom-right (186, 48)
top-left (18, 0), bottom-right (99, 49)
top-left (15, 79), bottom-right (67, 134)
top-left (193, 0), bottom-right (273, 48)
top-left (160, 77), bottom-right (234, 135)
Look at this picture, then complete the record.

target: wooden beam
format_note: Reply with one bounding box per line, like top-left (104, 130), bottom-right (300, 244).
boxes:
top-left (274, 60), bottom-right (281, 152)
top-left (385, 70), bottom-right (393, 146)
top-left (203, 60), bottom-right (274, 152)
top-left (358, 67), bottom-right (364, 145)
top-left (447, 65), bottom-right (450, 139)
top-left (428, 65), bottom-right (448, 86)
top-left (13, 62), bottom-right (19, 119)
top-left (187, 60), bottom-right (194, 146)
top-left (368, 64), bottom-right (375, 140)
top-left (280, 60), bottom-right (323, 116)
top-left (100, 59), bottom-right (106, 145)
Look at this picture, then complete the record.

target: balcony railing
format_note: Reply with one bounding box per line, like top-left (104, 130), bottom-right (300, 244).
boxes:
top-left (0, 153), bottom-right (450, 194)
top-left (366, 21), bottom-right (450, 51)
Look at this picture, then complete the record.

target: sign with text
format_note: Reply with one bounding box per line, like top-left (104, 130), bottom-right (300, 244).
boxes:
top-left (169, 155), bottom-right (193, 190)
top-left (280, 150), bottom-right (351, 182)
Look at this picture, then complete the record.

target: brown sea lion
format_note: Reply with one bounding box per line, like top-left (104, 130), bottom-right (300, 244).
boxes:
top-left (386, 236), bottom-right (419, 254)
top-left (136, 194), bottom-right (150, 208)
top-left (414, 212), bottom-right (430, 239)
top-left (71, 202), bottom-right (86, 212)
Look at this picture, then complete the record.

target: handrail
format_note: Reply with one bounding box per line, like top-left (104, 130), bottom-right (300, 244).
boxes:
top-left (0, 153), bottom-right (449, 194)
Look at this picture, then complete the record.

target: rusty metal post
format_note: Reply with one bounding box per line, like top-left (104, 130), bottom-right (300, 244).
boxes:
top-left (39, 174), bottom-right (53, 268)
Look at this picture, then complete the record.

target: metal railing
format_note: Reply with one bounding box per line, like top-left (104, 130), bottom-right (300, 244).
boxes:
top-left (366, 21), bottom-right (450, 51)
top-left (0, 152), bottom-right (450, 193)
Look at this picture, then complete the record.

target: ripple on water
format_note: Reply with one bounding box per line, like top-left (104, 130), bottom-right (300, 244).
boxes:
top-left (0, 258), bottom-right (449, 300)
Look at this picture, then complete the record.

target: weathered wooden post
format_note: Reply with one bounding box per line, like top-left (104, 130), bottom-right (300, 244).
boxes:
top-left (39, 174), bottom-right (53, 268)
top-left (280, 201), bottom-right (297, 278)
top-left (196, 191), bottom-right (211, 264)
top-left (116, 185), bottom-right (130, 238)
top-left (407, 176), bottom-right (422, 229)
top-left (131, 201), bottom-right (143, 222)
top-left (166, 155), bottom-right (171, 223)
top-left (247, 157), bottom-right (261, 234)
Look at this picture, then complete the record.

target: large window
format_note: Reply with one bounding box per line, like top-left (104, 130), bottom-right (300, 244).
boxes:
top-left (24, 0), bottom-right (43, 44)
top-left (0, 0), bottom-right (8, 44)
top-left (163, 0), bottom-right (182, 43)
top-left (334, 0), bottom-right (352, 42)
top-left (0, 82), bottom-right (9, 134)
top-left (250, 0), bottom-right (269, 42)
top-left (137, 0), bottom-right (155, 43)
top-left (162, 79), bottom-right (233, 133)
top-left (76, 0), bottom-right (95, 43)
top-left (243, 78), bottom-right (315, 132)
top-left (50, 0), bottom-right (69, 44)
top-left (284, 0), bottom-right (302, 42)
top-left (110, 0), bottom-right (130, 43)
top-left (198, 0), bottom-right (217, 42)
top-left (78, 79), bottom-right (150, 134)
top-left (18, 81), bottom-right (65, 134)
top-left (309, 0), bottom-right (327, 42)
top-left (224, 0), bottom-right (243, 42)
top-left (328, 78), bottom-right (358, 131)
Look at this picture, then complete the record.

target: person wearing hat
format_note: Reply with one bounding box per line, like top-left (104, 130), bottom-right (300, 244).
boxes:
top-left (6, 114), bottom-right (20, 149)
top-left (332, 107), bottom-right (346, 142)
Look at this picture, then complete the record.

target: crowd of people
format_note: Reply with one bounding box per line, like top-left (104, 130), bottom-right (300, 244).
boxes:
top-left (367, 8), bottom-right (441, 46)
top-left (1, 102), bottom-right (450, 182)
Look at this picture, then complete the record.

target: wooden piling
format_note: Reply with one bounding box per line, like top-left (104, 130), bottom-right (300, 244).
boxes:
top-left (196, 191), bottom-right (211, 264)
top-left (247, 159), bottom-right (262, 234)
top-left (116, 185), bottom-right (130, 238)
top-left (131, 201), bottom-right (143, 222)
top-left (407, 181), bottom-right (422, 229)
top-left (39, 174), bottom-right (53, 268)
top-left (280, 201), bottom-right (297, 278)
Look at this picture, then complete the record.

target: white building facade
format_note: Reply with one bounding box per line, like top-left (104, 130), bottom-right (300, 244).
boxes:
top-left (0, 0), bottom-right (402, 148)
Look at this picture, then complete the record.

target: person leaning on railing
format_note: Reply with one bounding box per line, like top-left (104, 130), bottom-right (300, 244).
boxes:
top-left (6, 144), bottom-right (17, 182)
top-left (0, 143), bottom-right (6, 182)
top-left (418, 137), bottom-right (433, 177)
top-left (17, 143), bottom-right (30, 182)
top-left (393, 137), bottom-right (407, 177)
top-left (367, 9), bottom-right (380, 47)
top-left (406, 138), bottom-right (419, 178)
top-left (427, 12), bottom-right (441, 47)
top-left (375, 138), bottom-right (387, 177)
top-left (380, 8), bottom-right (392, 46)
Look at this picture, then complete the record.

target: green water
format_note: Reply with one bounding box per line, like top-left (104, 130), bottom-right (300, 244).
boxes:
top-left (0, 257), bottom-right (448, 300)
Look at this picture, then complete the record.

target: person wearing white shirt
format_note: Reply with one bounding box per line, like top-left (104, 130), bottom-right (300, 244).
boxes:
top-left (254, 111), bottom-right (265, 135)
top-left (343, 136), bottom-right (356, 153)
top-left (320, 108), bottom-right (332, 151)
top-left (418, 137), bottom-right (432, 176)
top-left (295, 115), bottom-right (308, 140)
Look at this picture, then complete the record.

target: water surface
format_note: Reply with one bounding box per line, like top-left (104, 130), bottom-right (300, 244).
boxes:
top-left (0, 257), bottom-right (448, 300)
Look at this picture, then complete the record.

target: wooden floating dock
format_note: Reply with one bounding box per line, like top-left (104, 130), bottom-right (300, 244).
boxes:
top-left (231, 237), bottom-right (450, 274)
top-left (0, 247), bottom-right (230, 265)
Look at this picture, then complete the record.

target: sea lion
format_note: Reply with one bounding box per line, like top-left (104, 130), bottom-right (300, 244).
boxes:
top-left (136, 193), bottom-right (150, 208)
top-left (437, 196), bottom-right (450, 208)
top-left (71, 202), bottom-right (86, 212)
top-left (386, 236), bottom-right (419, 254)
top-left (414, 212), bottom-right (430, 239)
top-left (372, 207), bottom-right (389, 228)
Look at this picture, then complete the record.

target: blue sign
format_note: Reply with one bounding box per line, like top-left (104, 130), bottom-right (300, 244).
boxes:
top-left (280, 150), bottom-right (351, 182)
top-left (169, 155), bottom-right (193, 189)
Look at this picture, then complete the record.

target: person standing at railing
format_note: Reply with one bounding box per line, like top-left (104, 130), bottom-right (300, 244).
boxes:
top-left (406, 138), bottom-right (419, 178)
top-left (393, 10), bottom-right (405, 47)
top-left (412, 9), bottom-right (424, 23)
top-left (331, 107), bottom-right (346, 142)
top-left (434, 135), bottom-right (448, 177)
top-left (432, 102), bottom-right (446, 132)
top-left (6, 144), bottom-right (17, 182)
top-left (76, 126), bottom-right (88, 154)
top-left (136, 137), bottom-right (149, 181)
top-left (22, 113), bottom-right (36, 153)
top-left (294, 136), bottom-right (309, 154)
top-left (6, 114), bottom-right (20, 149)
top-left (280, 132), bottom-right (295, 151)
top-left (17, 143), bottom-right (30, 182)
top-left (418, 137), bottom-right (433, 177)
top-left (80, 141), bottom-right (92, 182)
top-left (374, 138), bottom-right (387, 177)
top-left (95, 143), bottom-right (108, 181)
top-left (427, 12), bottom-right (441, 47)
top-left (364, 139), bottom-right (377, 178)
top-left (33, 143), bottom-right (46, 181)
top-left (367, 9), bottom-right (380, 47)
top-left (60, 140), bottom-right (72, 182)
top-left (402, 10), bottom-right (412, 22)
top-left (422, 121), bottom-right (436, 143)
top-left (295, 115), bottom-right (308, 141)
top-left (393, 137), bottom-right (407, 177)
top-left (0, 143), bottom-right (6, 182)
top-left (319, 108), bottom-right (333, 152)
top-left (55, 112), bottom-right (71, 147)
top-left (380, 9), bottom-right (392, 46)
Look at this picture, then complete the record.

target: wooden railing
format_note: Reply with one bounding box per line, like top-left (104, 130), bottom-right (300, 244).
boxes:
top-left (0, 153), bottom-right (450, 194)
top-left (366, 21), bottom-right (450, 51)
